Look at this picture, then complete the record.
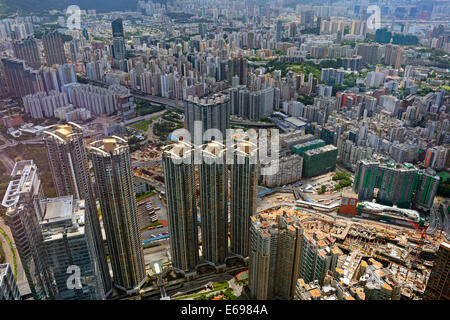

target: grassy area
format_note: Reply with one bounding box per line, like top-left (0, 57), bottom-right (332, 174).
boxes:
top-left (140, 221), bottom-right (163, 231)
top-left (266, 59), bottom-right (341, 79)
top-left (4, 143), bottom-right (56, 198)
top-left (136, 190), bottom-right (156, 202)
top-left (0, 227), bottom-right (17, 279)
top-left (194, 288), bottom-right (236, 300)
top-left (14, 132), bottom-right (36, 141)
top-left (133, 119), bottom-right (153, 131)
top-left (173, 281), bottom-right (231, 300)
top-left (213, 281), bottom-right (229, 291)
top-left (0, 146), bottom-right (11, 197)
top-left (332, 171), bottom-right (353, 191)
top-left (236, 270), bottom-right (248, 281)
top-left (0, 175), bottom-right (10, 201)
top-left (153, 121), bottom-right (181, 140)
top-left (318, 185), bottom-right (327, 194)
top-left (0, 239), bottom-right (5, 264)
top-left (135, 99), bottom-right (165, 116)
top-left (162, 111), bottom-right (183, 123)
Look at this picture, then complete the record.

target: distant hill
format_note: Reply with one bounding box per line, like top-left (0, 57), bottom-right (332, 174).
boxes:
top-left (0, 0), bottom-right (141, 17)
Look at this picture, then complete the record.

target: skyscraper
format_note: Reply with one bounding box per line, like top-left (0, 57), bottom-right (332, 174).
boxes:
top-left (300, 10), bottom-right (315, 28)
top-left (162, 142), bottom-right (199, 274)
top-left (288, 23), bottom-right (297, 37)
top-left (230, 139), bottom-right (258, 258)
top-left (0, 264), bottom-right (21, 300)
top-left (249, 207), bottom-right (339, 300)
top-left (228, 57), bottom-right (248, 86)
top-left (384, 44), bottom-right (403, 70)
top-left (184, 94), bottom-right (231, 144)
top-left (276, 20), bottom-right (282, 42)
top-left (111, 18), bottom-right (127, 72)
top-left (12, 37), bottom-right (41, 69)
top-left (42, 31), bottom-right (67, 66)
top-left (423, 240), bottom-right (449, 300)
top-left (199, 141), bottom-right (228, 267)
top-left (249, 209), bottom-right (303, 300)
top-left (0, 57), bottom-right (44, 98)
top-left (89, 137), bottom-right (146, 294)
top-left (40, 196), bottom-right (101, 300)
top-left (1, 160), bottom-right (56, 300)
top-left (353, 160), bottom-right (439, 210)
top-left (43, 123), bottom-right (112, 298)
top-left (356, 43), bottom-right (381, 65)
top-left (111, 18), bottom-right (124, 38)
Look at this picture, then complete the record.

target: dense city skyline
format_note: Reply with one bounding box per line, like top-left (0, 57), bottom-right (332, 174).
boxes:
top-left (0, 0), bottom-right (448, 305)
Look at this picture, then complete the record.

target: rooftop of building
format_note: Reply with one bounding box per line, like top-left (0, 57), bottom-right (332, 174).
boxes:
top-left (292, 139), bottom-right (325, 149)
top-left (40, 197), bottom-right (86, 241)
top-left (200, 141), bottom-right (226, 159)
top-left (162, 141), bottom-right (194, 159)
top-left (441, 241), bottom-right (450, 250)
top-left (185, 93), bottom-right (229, 106)
top-left (44, 122), bottom-right (83, 142)
top-left (357, 202), bottom-right (420, 222)
top-left (284, 117), bottom-right (308, 127)
top-left (1, 160), bottom-right (37, 209)
top-left (89, 136), bottom-right (128, 155)
top-left (303, 144), bottom-right (337, 156)
top-left (40, 195), bottom-right (74, 224)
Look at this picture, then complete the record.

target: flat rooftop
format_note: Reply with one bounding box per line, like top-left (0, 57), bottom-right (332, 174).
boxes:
top-left (285, 117), bottom-right (307, 127)
top-left (304, 144), bottom-right (337, 155)
top-left (40, 196), bottom-right (73, 224)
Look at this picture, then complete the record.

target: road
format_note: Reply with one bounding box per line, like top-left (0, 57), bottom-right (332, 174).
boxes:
top-left (0, 151), bottom-right (15, 173)
top-left (123, 109), bottom-right (166, 126)
top-left (143, 269), bottom-right (245, 300)
top-left (229, 118), bottom-right (276, 128)
top-left (132, 91), bottom-right (183, 109)
top-left (0, 230), bottom-right (13, 271)
top-left (0, 218), bottom-right (29, 296)
top-left (78, 76), bottom-right (184, 110)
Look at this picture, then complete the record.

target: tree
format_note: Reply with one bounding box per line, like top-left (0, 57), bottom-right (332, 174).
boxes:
top-left (375, 28), bottom-right (392, 44)
top-left (318, 185), bottom-right (327, 194)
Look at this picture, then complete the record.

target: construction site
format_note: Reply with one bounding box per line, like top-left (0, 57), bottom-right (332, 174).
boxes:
top-left (257, 204), bottom-right (447, 300)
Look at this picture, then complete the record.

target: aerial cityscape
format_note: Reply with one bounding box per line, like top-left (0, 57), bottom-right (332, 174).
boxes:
top-left (0, 0), bottom-right (449, 304)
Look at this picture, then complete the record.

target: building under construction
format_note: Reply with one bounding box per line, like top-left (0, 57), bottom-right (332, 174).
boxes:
top-left (353, 159), bottom-right (440, 210)
top-left (280, 132), bottom-right (315, 151)
top-left (292, 139), bottom-right (326, 156)
top-left (261, 154), bottom-right (303, 188)
top-left (302, 145), bottom-right (338, 178)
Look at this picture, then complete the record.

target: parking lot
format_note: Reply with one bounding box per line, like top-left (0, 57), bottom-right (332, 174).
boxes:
top-left (138, 194), bottom-right (170, 244)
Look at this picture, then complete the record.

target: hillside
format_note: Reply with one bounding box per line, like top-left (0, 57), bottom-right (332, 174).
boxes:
top-left (0, 0), bottom-right (140, 17)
